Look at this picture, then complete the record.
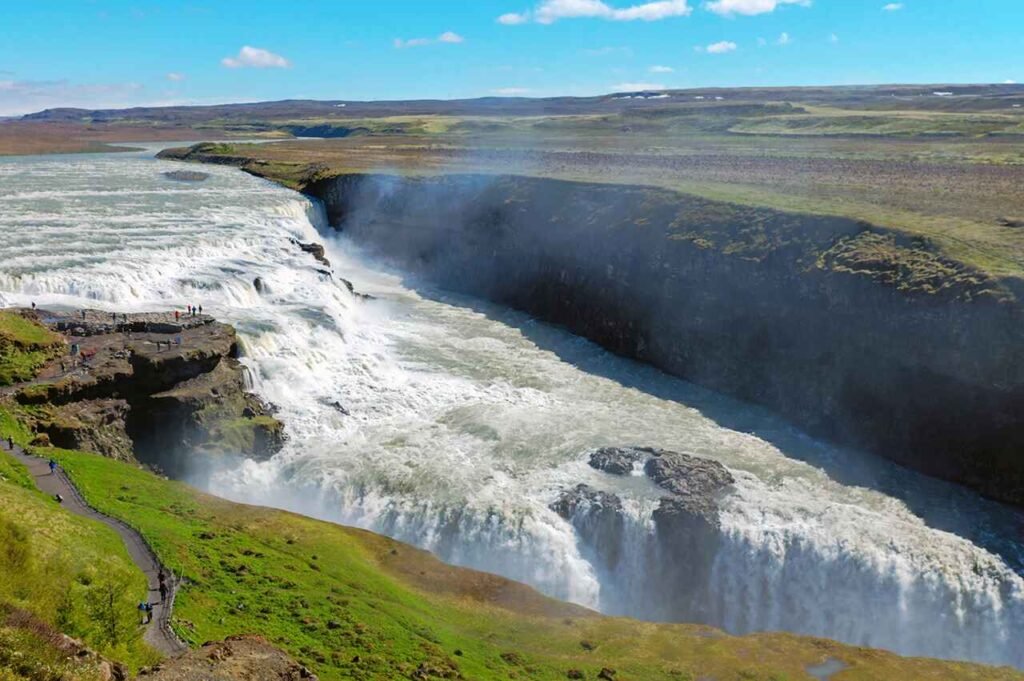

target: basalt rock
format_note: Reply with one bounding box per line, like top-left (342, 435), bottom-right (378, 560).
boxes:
top-left (28, 399), bottom-right (134, 461)
top-left (290, 238), bottom-right (331, 268)
top-left (162, 170), bottom-right (210, 182)
top-left (644, 450), bottom-right (735, 517)
top-left (551, 485), bottom-right (626, 572)
top-left (587, 446), bottom-right (652, 475)
top-left (9, 308), bottom-right (284, 476)
top-left (560, 448), bottom-right (734, 615)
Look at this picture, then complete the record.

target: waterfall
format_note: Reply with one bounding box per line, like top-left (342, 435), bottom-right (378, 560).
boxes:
top-left (1, 149), bottom-right (1022, 668)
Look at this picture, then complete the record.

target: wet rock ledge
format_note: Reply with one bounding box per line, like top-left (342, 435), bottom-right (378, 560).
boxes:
top-left (4, 307), bottom-right (284, 477)
top-left (553, 446), bottom-right (735, 619)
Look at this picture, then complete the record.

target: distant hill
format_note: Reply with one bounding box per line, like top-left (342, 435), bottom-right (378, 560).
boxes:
top-left (19, 83), bottom-right (1024, 123)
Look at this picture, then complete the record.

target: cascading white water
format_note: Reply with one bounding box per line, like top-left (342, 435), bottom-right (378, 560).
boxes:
top-left (1, 148), bottom-right (1022, 667)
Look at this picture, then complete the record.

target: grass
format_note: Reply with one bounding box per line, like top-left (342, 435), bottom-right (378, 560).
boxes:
top-left (1, 291), bottom-right (1022, 679)
top-left (159, 123), bottom-right (1024, 282)
top-left (0, 312), bottom-right (64, 387)
top-left (0, 424), bottom-right (1011, 680)
top-left (0, 448), bottom-right (159, 672)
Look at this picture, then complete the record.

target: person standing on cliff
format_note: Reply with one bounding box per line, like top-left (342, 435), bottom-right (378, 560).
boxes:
top-left (174, 310), bottom-right (180, 322)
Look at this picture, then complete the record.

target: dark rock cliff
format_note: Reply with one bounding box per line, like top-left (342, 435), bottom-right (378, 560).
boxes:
top-left (10, 309), bottom-right (283, 477)
top-left (305, 172), bottom-right (1024, 505)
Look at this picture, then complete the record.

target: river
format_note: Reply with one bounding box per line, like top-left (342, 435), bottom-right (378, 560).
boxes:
top-left (1, 147), bottom-right (1022, 667)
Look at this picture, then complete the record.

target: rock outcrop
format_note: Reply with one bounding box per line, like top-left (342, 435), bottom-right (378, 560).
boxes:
top-left (555, 447), bottom-right (734, 617)
top-left (554, 447), bottom-right (735, 615)
top-left (291, 238), bottom-right (331, 268)
top-left (587, 446), bottom-right (651, 475)
top-left (145, 635), bottom-right (316, 681)
top-left (6, 308), bottom-right (284, 476)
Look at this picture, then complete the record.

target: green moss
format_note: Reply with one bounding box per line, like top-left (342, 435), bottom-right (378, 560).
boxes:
top-left (206, 415), bottom-right (281, 453)
top-left (0, 312), bottom-right (64, 387)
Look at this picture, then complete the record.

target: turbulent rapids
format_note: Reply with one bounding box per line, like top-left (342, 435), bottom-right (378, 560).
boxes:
top-left (2, 149), bottom-right (1023, 667)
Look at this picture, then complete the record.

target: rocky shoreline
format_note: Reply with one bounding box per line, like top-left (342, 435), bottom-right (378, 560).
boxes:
top-left (2, 307), bottom-right (284, 476)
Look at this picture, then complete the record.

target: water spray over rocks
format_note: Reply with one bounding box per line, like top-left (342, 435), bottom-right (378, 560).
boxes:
top-left (1, 150), bottom-right (1023, 667)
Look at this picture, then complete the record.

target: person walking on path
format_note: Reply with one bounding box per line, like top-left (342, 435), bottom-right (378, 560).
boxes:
top-left (159, 580), bottom-right (168, 604)
top-left (48, 458), bottom-right (57, 475)
top-left (6, 436), bottom-right (12, 451)
top-left (174, 310), bottom-right (180, 322)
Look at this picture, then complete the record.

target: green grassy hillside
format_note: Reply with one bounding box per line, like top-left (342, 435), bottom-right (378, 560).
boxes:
top-left (0, 427), bottom-right (1020, 680)
top-left (0, 448), bottom-right (158, 677)
top-left (2, 311), bottom-right (1023, 680)
top-left (0, 311), bottom-right (64, 387)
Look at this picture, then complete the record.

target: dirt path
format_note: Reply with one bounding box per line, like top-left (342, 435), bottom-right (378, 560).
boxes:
top-left (1, 439), bottom-right (187, 657)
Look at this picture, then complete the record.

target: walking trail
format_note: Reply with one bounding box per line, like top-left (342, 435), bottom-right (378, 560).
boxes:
top-left (2, 439), bottom-right (187, 657)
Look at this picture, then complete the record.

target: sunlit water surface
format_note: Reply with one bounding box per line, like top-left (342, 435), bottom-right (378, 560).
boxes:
top-left (1, 148), bottom-right (1022, 667)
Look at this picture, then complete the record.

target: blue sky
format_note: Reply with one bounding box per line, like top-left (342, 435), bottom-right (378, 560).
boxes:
top-left (0, 0), bottom-right (1019, 115)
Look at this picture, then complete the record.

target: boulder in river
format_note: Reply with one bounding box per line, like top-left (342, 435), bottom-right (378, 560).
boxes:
top-left (290, 238), bottom-right (331, 268)
top-left (162, 170), bottom-right (210, 182)
top-left (551, 484), bottom-right (626, 571)
top-left (587, 446), bottom-right (654, 475)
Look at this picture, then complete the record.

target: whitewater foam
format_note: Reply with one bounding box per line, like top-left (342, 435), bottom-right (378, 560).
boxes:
top-left (1, 149), bottom-right (1022, 667)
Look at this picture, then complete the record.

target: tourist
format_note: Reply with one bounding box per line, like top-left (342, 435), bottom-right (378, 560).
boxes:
top-left (54, 493), bottom-right (63, 504)
top-left (159, 581), bottom-right (168, 603)
top-left (31, 301), bottom-right (36, 310)
top-left (138, 601), bottom-right (151, 624)
top-left (48, 459), bottom-right (57, 475)
top-left (174, 310), bottom-right (180, 322)
top-left (199, 305), bottom-right (203, 315)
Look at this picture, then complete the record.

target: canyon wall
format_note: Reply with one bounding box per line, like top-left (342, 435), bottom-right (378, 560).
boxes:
top-left (306, 172), bottom-right (1024, 505)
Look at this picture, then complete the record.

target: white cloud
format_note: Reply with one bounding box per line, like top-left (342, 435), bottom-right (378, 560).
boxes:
top-left (221, 46), bottom-right (291, 69)
top-left (829, 32), bottom-right (839, 43)
top-left (610, 0), bottom-right (693, 20)
top-left (701, 40), bottom-right (738, 54)
top-left (649, 65), bottom-right (674, 73)
top-left (492, 87), bottom-right (532, 95)
top-left (504, 0), bottom-right (691, 24)
top-left (394, 31), bottom-right (465, 48)
top-left (777, 32), bottom-right (791, 45)
top-left (882, 2), bottom-right (903, 10)
top-left (612, 81), bottom-right (666, 90)
top-left (498, 12), bottom-right (530, 24)
top-left (166, 72), bottom-right (186, 82)
top-left (705, 0), bottom-right (809, 16)
top-left (1005, 79), bottom-right (1017, 84)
